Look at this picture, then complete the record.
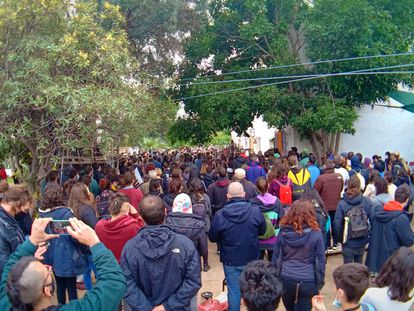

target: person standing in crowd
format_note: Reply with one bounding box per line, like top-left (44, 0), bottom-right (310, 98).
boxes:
top-left (0, 218), bottom-right (127, 311)
top-left (245, 154), bottom-right (266, 185)
top-left (95, 177), bottom-right (117, 218)
top-left (306, 155), bottom-right (320, 187)
top-left (40, 170), bottom-right (59, 194)
top-left (163, 178), bottom-right (184, 213)
top-left (209, 182), bottom-right (266, 311)
top-left (268, 163), bottom-right (293, 201)
top-left (272, 200), bottom-right (325, 311)
top-left (119, 171), bottom-right (144, 209)
top-left (334, 175), bottom-right (374, 264)
top-left (312, 263), bottom-right (373, 311)
top-left (314, 160), bottom-right (343, 250)
top-left (233, 168), bottom-right (258, 200)
top-left (121, 195), bottom-right (201, 311)
top-left (287, 155), bottom-right (312, 202)
top-left (232, 149), bottom-right (248, 170)
top-left (333, 155), bottom-right (349, 196)
top-left (362, 247), bottom-right (414, 311)
top-left (370, 177), bottom-right (392, 212)
top-left (385, 171), bottom-right (397, 200)
top-left (38, 182), bottom-right (85, 304)
top-left (366, 184), bottom-right (414, 274)
top-left (84, 166), bottom-right (100, 198)
top-left (165, 193), bottom-right (209, 271)
top-left (363, 169), bottom-right (380, 198)
top-left (239, 260), bottom-right (283, 311)
top-left (349, 156), bottom-right (366, 191)
top-left (0, 184), bottom-right (33, 275)
top-left (95, 192), bottom-right (143, 263)
top-left (250, 177), bottom-right (284, 261)
top-left (67, 182), bottom-right (98, 290)
top-left (207, 167), bottom-right (230, 215)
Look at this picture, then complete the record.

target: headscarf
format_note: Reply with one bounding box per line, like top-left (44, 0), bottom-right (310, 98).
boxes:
top-left (172, 193), bottom-right (193, 213)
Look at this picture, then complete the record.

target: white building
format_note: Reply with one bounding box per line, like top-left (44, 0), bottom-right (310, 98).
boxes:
top-left (231, 94), bottom-right (414, 162)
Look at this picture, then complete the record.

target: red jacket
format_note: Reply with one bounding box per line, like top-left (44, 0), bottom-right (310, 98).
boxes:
top-left (119, 186), bottom-right (144, 209)
top-left (95, 215), bottom-right (143, 262)
top-left (314, 168), bottom-right (344, 211)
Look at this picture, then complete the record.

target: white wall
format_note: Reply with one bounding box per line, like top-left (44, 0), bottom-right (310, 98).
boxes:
top-left (340, 99), bottom-right (414, 162)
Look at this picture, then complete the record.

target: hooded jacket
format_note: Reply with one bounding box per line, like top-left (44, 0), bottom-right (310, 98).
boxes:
top-left (232, 154), bottom-right (248, 170)
top-left (314, 168), bottom-right (344, 211)
top-left (207, 178), bottom-right (230, 214)
top-left (250, 194), bottom-right (284, 250)
top-left (0, 207), bottom-right (24, 276)
top-left (269, 176), bottom-right (293, 199)
top-left (209, 198), bottom-right (267, 266)
top-left (239, 179), bottom-right (259, 200)
top-left (165, 212), bottom-right (207, 258)
top-left (370, 193), bottom-right (392, 212)
top-left (246, 161), bottom-right (266, 185)
top-left (163, 193), bottom-right (177, 213)
top-left (121, 225), bottom-right (201, 311)
top-left (39, 207), bottom-right (85, 276)
top-left (272, 226), bottom-right (325, 285)
top-left (366, 201), bottom-right (414, 273)
top-left (334, 194), bottom-right (374, 248)
top-left (95, 215), bottom-right (142, 262)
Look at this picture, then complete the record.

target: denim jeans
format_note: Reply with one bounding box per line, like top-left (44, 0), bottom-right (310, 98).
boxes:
top-left (223, 265), bottom-right (245, 311)
top-left (83, 254), bottom-right (98, 290)
top-left (282, 279), bottom-right (318, 311)
top-left (342, 246), bottom-right (365, 264)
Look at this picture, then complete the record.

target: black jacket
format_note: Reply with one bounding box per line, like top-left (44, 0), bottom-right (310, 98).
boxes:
top-left (163, 194), bottom-right (177, 213)
top-left (207, 178), bottom-right (230, 214)
top-left (165, 212), bottom-right (207, 258)
top-left (0, 207), bottom-right (25, 275)
top-left (240, 180), bottom-right (259, 200)
top-left (209, 198), bottom-right (266, 266)
top-left (120, 225), bottom-right (201, 311)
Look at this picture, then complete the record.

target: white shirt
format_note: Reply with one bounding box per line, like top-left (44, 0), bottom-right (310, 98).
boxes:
top-left (361, 287), bottom-right (414, 311)
top-left (335, 167), bottom-right (349, 196)
top-left (388, 184), bottom-right (397, 200)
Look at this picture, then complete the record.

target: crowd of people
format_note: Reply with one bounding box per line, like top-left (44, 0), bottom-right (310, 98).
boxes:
top-left (0, 145), bottom-right (413, 311)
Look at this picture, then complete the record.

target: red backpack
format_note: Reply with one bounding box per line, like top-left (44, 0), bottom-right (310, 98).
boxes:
top-left (275, 179), bottom-right (292, 205)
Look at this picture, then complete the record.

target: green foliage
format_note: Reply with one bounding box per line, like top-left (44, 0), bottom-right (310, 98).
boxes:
top-left (0, 0), bottom-right (172, 179)
top-left (170, 0), bottom-right (414, 152)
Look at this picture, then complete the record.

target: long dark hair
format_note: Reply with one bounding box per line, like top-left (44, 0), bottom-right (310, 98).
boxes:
top-left (376, 247), bottom-right (414, 302)
top-left (300, 188), bottom-right (327, 212)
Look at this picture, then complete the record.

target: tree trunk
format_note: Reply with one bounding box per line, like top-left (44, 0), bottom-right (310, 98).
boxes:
top-left (334, 132), bottom-right (341, 154)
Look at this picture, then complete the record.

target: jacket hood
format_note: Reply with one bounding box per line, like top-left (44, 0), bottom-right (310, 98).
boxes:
top-left (373, 193), bottom-right (391, 205)
top-left (290, 166), bottom-right (302, 174)
top-left (277, 176), bottom-right (289, 184)
top-left (222, 198), bottom-right (251, 223)
top-left (165, 213), bottom-right (204, 238)
top-left (343, 193), bottom-right (364, 206)
top-left (375, 209), bottom-right (403, 223)
top-left (216, 178), bottom-right (230, 187)
top-left (280, 226), bottom-right (312, 248)
top-left (138, 225), bottom-right (175, 259)
top-left (0, 207), bottom-right (17, 225)
top-left (351, 156), bottom-right (363, 171)
top-left (247, 161), bottom-right (260, 167)
top-left (163, 194), bottom-right (176, 206)
top-left (257, 193), bottom-right (277, 206)
top-left (383, 201), bottom-right (403, 212)
top-left (98, 215), bottom-right (139, 235)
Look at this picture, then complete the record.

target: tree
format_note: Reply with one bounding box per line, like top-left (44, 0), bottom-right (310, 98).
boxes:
top-left (171, 0), bottom-right (414, 159)
top-left (107, 0), bottom-right (209, 79)
top-left (0, 0), bottom-right (175, 183)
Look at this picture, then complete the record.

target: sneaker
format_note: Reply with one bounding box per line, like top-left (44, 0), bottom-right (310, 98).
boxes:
top-left (332, 244), bottom-right (338, 250)
top-left (203, 264), bottom-right (211, 272)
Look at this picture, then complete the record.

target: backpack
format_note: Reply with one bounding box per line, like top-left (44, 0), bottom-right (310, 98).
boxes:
top-left (259, 211), bottom-right (279, 240)
top-left (192, 199), bottom-right (207, 220)
top-left (95, 192), bottom-right (112, 218)
top-left (288, 168), bottom-right (311, 201)
top-left (275, 179), bottom-right (292, 205)
top-left (346, 204), bottom-right (369, 239)
top-left (312, 200), bottom-right (329, 242)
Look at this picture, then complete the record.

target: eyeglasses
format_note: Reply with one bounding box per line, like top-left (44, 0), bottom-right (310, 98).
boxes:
top-left (43, 264), bottom-right (55, 295)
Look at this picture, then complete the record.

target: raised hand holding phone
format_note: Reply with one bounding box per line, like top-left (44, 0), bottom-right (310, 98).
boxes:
top-left (67, 218), bottom-right (100, 248)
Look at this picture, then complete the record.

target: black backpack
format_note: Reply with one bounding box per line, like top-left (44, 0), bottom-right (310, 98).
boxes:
top-left (346, 205), bottom-right (369, 239)
top-left (312, 200), bottom-right (328, 243)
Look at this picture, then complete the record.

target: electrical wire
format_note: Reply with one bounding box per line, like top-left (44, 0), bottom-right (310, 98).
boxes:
top-left (180, 51), bottom-right (414, 81)
top-left (175, 65), bottom-right (414, 101)
top-left (180, 62), bottom-right (414, 86)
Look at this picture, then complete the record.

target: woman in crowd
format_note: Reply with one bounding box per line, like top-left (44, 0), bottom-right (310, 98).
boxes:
top-left (95, 192), bottom-right (143, 262)
top-left (163, 178), bottom-right (184, 213)
top-left (362, 247), bottom-right (414, 311)
top-left (95, 177), bottom-right (116, 218)
top-left (188, 179), bottom-right (211, 271)
top-left (334, 175), bottom-right (374, 264)
top-left (371, 177), bottom-right (392, 212)
top-left (363, 169), bottom-right (380, 198)
top-left (0, 184), bottom-right (33, 275)
top-left (165, 193), bottom-right (208, 272)
top-left (272, 199), bottom-right (325, 311)
top-left (268, 163), bottom-right (292, 200)
top-left (67, 182), bottom-right (98, 290)
top-left (147, 178), bottom-right (164, 198)
top-left (385, 171), bottom-right (397, 200)
top-left (39, 182), bottom-right (84, 304)
top-left (251, 177), bottom-right (284, 261)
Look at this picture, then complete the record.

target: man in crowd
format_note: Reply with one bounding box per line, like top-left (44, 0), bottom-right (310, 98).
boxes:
top-left (232, 149), bottom-right (248, 170)
top-left (121, 195), bottom-right (201, 311)
top-left (209, 182), bottom-right (266, 311)
top-left (0, 218), bottom-right (126, 311)
top-left (287, 155), bottom-right (312, 201)
top-left (307, 155), bottom-right (320, 187)
top-left (245, 154), bottom-right (266, 185)
top-left (207, 167), bottom-right (230, 215)
top-left (119, 171), bottom-right (144, 209)
top-left (314, 160), bottom-right (344, 250)
top-left (333, 154), bottom-right (349, 196)
top-left (234, 168), bottom-right (258, 200)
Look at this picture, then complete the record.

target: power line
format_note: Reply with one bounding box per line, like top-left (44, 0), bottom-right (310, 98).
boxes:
top-left (180, 51), bottom-right (414, 82)
top-left (175, 65), bottom-right (414, 101)
top-left (180, 63), bottom-right (414, 86)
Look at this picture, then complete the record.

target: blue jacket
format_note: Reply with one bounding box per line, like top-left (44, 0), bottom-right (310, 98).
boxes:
top-left (39, 207), bottom-right (85, 277)
top-left (246, 161), bottom-right (266, 185)
top-left (272, 226), bottom-right (325, 285)
top-left (334, 194), bottom-right (374, 248)
top-left (366, 204), bottom-right (414, 273)
top-left (307, 165), bottom-right (320, 187)
top-left (121, 225), bottom-right (201, 311)
top-left (209, 198), bottom-right (267, 266)
top-left (0, 207), bottom-right (24, 276)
